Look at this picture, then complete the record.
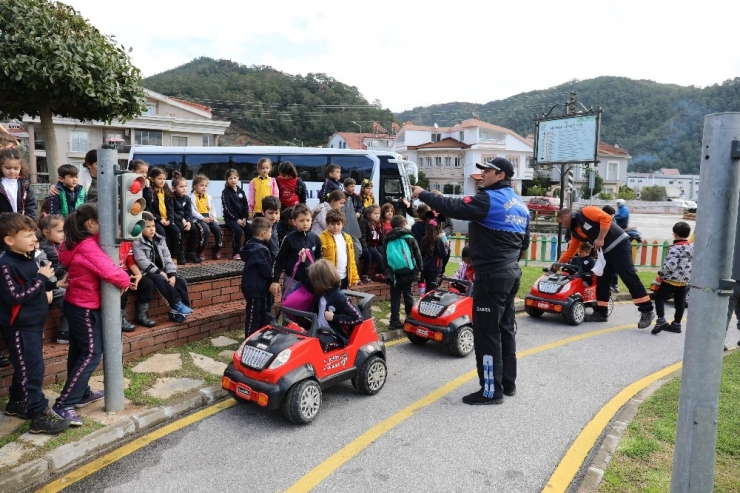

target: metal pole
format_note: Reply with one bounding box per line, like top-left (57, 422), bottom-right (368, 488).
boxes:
top-left (98, 147), bottom-right (125, 412)
top-left (670, 113), bottom-right (740, 492)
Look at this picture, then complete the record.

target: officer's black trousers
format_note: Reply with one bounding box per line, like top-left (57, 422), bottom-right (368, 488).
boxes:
top-left (472, 272), bottom-right (520, 396)
top-left (596, 239), bottom-right (652, 315)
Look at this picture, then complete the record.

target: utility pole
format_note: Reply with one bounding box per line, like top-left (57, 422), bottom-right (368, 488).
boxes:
top-left (671, 113), bottom-right (740, 492)
top-left (98, 147), bottom-right (125, 412)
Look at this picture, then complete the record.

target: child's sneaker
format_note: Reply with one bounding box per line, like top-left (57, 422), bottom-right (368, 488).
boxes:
top-left (177, 252), bottom-right (187, 265)
top-left (0, 354), bottom-right (10, 367)
top-left (169, 310), bottom-right (187, 323)
top-left (30, 409), bottom-right (70, 435)
top-left (233, 253), bottom-right (241, 261)
top-left (75, 389), bottom-right (104, 408)
top-left (651, 322), bottom-right (669, 335)
top-left (197, 248), bottom-right (206, 261)
top-left (187, 252), bottom-right (202, 264)
top-left (374, 273), bottom-right (386, 282)
top-left (664, 322), bottom-right (682, 333)
top-left (213, 246), bottom-right (222, 259)
top-left (4, 399), bottom-right (29, 419)
top-left (361, 275), bottom-right (372, 285)
top-left (388, 320), bottom-right (404, 330)
top-left (173, 301), bottom-right (193, 315)
top-left (51, 405), bottom-right (83, 426)
top-left (57, 332), bottom-right (69, 344)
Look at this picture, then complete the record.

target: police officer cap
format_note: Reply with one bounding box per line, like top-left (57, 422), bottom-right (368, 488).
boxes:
top-left (476, 157), bottom-right (514, 178)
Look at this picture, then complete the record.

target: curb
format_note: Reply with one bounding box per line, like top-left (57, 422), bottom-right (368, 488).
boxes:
top-left (0, 385), bottom-right (229, 493)
top-left (574, 370), bottom-right (680, 493)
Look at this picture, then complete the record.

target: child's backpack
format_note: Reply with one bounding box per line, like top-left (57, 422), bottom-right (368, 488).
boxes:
top-left (386, 235), bottom-right (416, 275)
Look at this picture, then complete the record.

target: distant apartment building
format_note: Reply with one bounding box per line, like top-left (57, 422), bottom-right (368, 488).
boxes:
top-left (23, 89), bottom-right (230, 182)
top-left (327, 132), bottom-right (395, 152)
top-left (393, 119), bottom-right (533, 195)
top-left (1, 120), bottom-right (29, 149)
top-left (625, 168), bottom-right (699, 200)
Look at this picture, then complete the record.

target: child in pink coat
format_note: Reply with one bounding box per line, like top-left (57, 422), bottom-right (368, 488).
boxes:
top-left (53, 204), bottom-right (131, 426)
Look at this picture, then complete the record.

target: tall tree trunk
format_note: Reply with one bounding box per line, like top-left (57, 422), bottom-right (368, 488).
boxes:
top-left (39, 103), bottom-right (60, 181)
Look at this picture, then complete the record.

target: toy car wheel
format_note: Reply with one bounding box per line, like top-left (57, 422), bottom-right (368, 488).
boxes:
top-left (525, 305), bottom-right (544, 318)
top-left (607, 297), bottom-right (614, 317)
top-left (406, 333), bottom-right (429, 345)
top-left (352, 355), bottom-right (387, 395)
top-left (564, 300), bottom-right (585, 325)
top-left (449, 325), bottom-right (474, 357)
top-left (281, 379), bottom-right (322, 425)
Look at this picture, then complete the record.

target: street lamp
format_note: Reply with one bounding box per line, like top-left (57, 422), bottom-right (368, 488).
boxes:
top-left (350, 121), bottom-right (362, 133)
top-left (293, 138), bottom-right (303, 147)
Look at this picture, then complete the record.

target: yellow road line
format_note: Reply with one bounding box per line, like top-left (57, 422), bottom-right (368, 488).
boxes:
top-left (384, 337), bottom-right (407, 348)
top-left (36, 399), bottom-right (237, 493)
top-left (542, 361), bottom-right (683, 492)
top-left (285, 323), bottom-right (636, 493)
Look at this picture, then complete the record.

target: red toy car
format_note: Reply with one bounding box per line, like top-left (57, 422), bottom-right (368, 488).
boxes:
top-left (525, 263), bottom-right (614, 325)
top-left (222, 291), bottom-right (387, 424)
top-left (403, 277), bottom-right (475, 357)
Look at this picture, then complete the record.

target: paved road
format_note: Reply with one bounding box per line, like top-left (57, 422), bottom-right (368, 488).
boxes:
top-left (59, 303), bottom-right (740, 493)
top-left (628, 213), bottom-right (695, 243)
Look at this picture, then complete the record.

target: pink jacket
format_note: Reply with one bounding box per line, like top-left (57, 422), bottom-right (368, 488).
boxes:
top-left (247, 177), bottom-right (279, 213)
top-left (59, 235), bottom-right (131, 309)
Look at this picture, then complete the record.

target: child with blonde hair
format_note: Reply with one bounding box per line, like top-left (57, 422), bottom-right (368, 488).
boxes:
top-left (191, 174), bottom-right (222, 259)
top-left (248, 158), bottom-right (278, 218)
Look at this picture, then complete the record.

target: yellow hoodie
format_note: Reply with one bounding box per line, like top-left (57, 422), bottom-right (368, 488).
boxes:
top-left (319, 229), bottom-right (359, 286)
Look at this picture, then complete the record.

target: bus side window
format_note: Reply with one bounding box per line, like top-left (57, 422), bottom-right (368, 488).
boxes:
top-left (281, 155), bottom-right (328, 183)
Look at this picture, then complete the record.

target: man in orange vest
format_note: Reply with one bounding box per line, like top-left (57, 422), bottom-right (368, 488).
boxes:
top-left (556, 207), bottom-right (654, 328)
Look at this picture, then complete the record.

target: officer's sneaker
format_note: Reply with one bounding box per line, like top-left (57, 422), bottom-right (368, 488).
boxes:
top-left (462, 389), bottom-right (503, 405)
top-left (503, 386), bottom-right (516, 397)
top-left (637, 311), bottom-right (655, 329)
top-left (4, 399), bottom-right (29, 419)
top-left (388, 320), bottom-right (404, 330)
top-left (30, 409), bottom-right (70, 435)
top-left (651, 322), bottom-right (669, 335)
top-left (584, 312), bottom-right (608, 322)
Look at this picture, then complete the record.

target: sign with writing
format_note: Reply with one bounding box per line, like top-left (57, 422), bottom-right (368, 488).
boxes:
top-left (535, 114), bottom-right (599, 164)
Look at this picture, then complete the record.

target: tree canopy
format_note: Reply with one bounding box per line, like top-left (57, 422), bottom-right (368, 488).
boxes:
top-left (0, 0), bottom-right (145, 175)
top-left (144, 57), bottom-right (396, 147)
top-left (397, 76), bottom-right (740, 175)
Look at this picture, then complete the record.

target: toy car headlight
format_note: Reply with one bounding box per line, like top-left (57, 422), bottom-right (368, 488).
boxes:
top-left (268, 348), bottom-right (291, 369)
top-left (442, 304), bottom-right (456, 317)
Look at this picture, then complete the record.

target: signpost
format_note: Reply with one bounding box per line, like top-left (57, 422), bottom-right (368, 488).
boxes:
top-left (533, 92), bottom-right (602, 256)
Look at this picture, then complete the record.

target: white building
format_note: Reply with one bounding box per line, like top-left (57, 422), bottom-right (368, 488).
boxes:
top-left (327, 132), bottom-right (395, 152)
top-left (392, 119), bottom-right (534, 194)
top-left (626, 169), bottom-right (699, 200)
top-left (23, 89), bottom-right (231, 182)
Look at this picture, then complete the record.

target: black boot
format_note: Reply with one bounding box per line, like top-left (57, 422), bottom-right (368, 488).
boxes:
top-left (177, 252), bottom-right (187, 265)
top-left (121, 310), bottom-right (136, 332)
top-left (135, 303), bottom-right (157, 328)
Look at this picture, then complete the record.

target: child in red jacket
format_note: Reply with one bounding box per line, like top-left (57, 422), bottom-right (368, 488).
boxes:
top-left (53, 204), bottom-right (131, 426)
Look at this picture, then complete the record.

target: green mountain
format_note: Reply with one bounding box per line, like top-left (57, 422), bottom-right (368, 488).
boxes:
top-left (143, 57), bottom-right (396, 146)
top-left (395, 76), bottom-right (740, 174)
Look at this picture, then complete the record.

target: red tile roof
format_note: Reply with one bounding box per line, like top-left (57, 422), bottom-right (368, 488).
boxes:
top-left (169, 97), bottom-right (212, 113)
top-left (659, 168), bottom-right (681, 175)
top-left (598, 142), bottom-right (630, 157)
top-left (407, 137), bottom-right (471, 150)
top-left (335, 132), bottom-right (394, 150)
top-left (471, 173), bottom-right (483, 181)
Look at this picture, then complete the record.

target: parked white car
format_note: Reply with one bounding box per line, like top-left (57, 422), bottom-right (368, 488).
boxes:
top-left (667, 198), bottom-right (697, 212)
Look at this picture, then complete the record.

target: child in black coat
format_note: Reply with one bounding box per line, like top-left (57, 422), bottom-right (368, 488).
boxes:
top-left (318, 164), bottom-right (342, 203)
top-left (171, 172), bottom-right (201, 264)
top-left (240, 218), bottom-right (274, 338)
top-left (307, 259), bottom-right (363, 351)
top-left (222, 168), bottom-right (251, 260)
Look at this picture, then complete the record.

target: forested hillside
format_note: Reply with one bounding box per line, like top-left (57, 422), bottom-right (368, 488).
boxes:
top-left (396, 77), bottom-right (740, 174)
top-left (143, 57), bottom-right (395, 146)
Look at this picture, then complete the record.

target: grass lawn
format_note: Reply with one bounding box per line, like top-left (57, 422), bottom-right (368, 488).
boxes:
top-left (599, 351), bottom-right (740, 492)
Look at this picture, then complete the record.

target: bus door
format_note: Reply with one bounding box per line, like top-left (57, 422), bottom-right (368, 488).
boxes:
top-left (378, 157), bottom-right (417, 216)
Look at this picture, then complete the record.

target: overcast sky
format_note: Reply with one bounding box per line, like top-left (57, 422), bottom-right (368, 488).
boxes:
top-left (63, 0), bottom-right (739, 113)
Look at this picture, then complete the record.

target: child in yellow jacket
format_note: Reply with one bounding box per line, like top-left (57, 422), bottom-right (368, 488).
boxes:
top-left (319, 209), bottom-right (359, 289)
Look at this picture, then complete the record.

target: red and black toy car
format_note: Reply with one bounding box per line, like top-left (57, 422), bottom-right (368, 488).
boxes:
top-left (403, 277), bottom-right (475, 357)
top-left (525, 263), bottom-right (614, 325)
top-left (222, 291), bottom-right (387, 424)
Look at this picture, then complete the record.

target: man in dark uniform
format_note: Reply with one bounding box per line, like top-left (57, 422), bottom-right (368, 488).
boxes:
top-left (556, 207), bottom-right (654, 327)
top-left (411, 157), bottom-right (529, 405)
